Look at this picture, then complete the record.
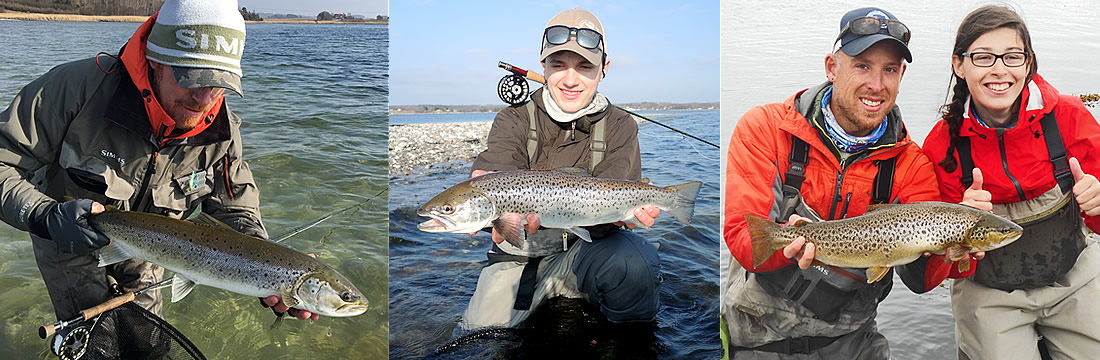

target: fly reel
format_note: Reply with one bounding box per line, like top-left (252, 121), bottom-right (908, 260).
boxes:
top-left (51, 325), bottom-right (89, 360)
top-left (497, 74), bottom-right (530, 105)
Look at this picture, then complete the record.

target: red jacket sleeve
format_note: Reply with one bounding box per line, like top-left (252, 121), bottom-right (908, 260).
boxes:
top-left (724, 105), bottom-right (795, 272)
top-left (1058, 94), bottom-right (1100, 233)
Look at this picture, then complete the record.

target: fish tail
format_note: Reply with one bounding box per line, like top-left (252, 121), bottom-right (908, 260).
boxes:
top-left (663, 181), bottom-right (702, 224)
top-left (745, 214), bottom-right (783, 268)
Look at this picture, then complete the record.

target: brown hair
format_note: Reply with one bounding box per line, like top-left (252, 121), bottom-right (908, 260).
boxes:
top-left (938, 5), bottom-right (1038, 172)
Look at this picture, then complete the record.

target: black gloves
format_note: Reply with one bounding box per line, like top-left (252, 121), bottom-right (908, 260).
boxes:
top-left (29, 199), bottom-right (110, 255)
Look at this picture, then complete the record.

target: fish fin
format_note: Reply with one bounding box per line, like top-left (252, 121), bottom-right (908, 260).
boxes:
top-left (190, 212), bottom-right (236, 232)
top-left (281, 295), bottom-right (299, 308)
top-left (568, 227), bottom-right (593, 242)
top-left (171, 275), bottom-right (198, 303)
top-left (664, 181), bottom-right (703, 224)
top-left (945, 245), bottom-right (969, 262)
top-left (865, 204), bottom-right (898, 212)
top-left (956, 257), bottom-right (972, 273)
top-left (552, 167), bottom-right (592, 177)
top-left (97, 243), bottom-right (132, 267)
top-left (789, 218), bottom-right (812, 227)
top-left (104, 204), bottom-right (119, 212)
top-left (493, 213), bottom-right (525, 248)
top-left (865, 266), bottom-right (892, 284)
top-left (269, 312), bottom-right (286, 330)
top-left (63, 196), bottom-right (76, 202)
top-left (745, 214), bottom-right (784, 268)
top-left (622, 216), bottom-right (649, 230)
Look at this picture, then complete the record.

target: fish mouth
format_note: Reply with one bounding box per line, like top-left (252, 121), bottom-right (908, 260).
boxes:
top-left (336, 303), bottom-right (369, 315)
top-left (417, 214), bottom-right (455, 232)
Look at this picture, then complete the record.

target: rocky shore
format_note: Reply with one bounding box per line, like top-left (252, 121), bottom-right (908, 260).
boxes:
top-left (389, 121), bottom-right (491, 176)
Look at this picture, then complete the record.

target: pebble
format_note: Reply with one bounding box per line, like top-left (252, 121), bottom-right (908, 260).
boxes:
top-left (388, 121), bottom-right (492, 176)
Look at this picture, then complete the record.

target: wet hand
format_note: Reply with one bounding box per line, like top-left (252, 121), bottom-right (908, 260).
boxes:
top-left (960, 168), bottom-right (993, 212)
top-left (614, 206), bottom-right (660, 229)
top-left (1070, 157), bottom-right (1100, 216)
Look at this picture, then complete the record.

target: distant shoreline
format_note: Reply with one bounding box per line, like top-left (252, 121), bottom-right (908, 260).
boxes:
top-left (390, 107), bottom-right (718, 115)
top-left (0, 11), bottom-right (387, 24)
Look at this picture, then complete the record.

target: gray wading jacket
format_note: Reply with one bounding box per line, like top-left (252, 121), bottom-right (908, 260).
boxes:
top-left (0, 55), bottom-right (267, 240)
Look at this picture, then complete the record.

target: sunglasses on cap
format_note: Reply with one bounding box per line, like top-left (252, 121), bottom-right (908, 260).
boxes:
top-left (544, 25), bottom-right (603, 50)
top-left (839, 16), bottom-right (910, 45)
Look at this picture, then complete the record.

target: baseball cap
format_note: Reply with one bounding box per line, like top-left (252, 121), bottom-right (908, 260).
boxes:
top-left (539, 8), bottom-right (606, 66)
top-left (835, 7), bottom-right (912, 63)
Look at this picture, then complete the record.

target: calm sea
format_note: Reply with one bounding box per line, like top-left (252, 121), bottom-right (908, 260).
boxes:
top-left (389, 110), bottom-right (721, 358)
top-left (721, 1), bottom-right (1100, 358)
top-left (0, 21), bottom-right (389, 359)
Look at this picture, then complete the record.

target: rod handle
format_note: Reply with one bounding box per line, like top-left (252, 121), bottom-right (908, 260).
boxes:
top-left (82, 292), bottom-right (136, 320)
top-left (525, 71), bottom-right (545, 84)
top-left (39, 323), bottom-right (55, 339)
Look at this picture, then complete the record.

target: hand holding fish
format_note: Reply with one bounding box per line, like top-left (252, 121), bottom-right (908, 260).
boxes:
top-left (780, 215), bottom-right (816, 270)
top-left (262, 295), bottom-right (320, 321)
top-left (615, 206), bottom-right (660, 229)
top-left (1070, 157), bottom-right (1100, 216)
top-left (960, 168), bottom-right (993, 212)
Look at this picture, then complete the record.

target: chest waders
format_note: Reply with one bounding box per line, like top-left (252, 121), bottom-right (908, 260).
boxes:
top-left (486, 100), bottom-right (608, 311)
top-left (734, 136), bottom-right (896, 354)
top-left (958, 112), bottom-right (1087, 290)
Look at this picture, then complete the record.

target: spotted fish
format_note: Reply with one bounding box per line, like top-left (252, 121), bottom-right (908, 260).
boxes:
top-left (417, 169), bottom-right (702, 248)
top-left (89, 210), bottom-right (368, 318)
top-left (746, 201), bottom-right (1023, 283)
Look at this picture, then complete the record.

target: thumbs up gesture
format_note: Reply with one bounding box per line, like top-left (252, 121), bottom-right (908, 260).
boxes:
top-left (960, 168), bottom-right (993, 212)
top-left (1070, 157), bottom-right (1100, 216)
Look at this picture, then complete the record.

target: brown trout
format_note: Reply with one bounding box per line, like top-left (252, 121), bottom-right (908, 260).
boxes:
top-left (746, 201), bottom-right (1023, 283)
top-left (89, 210), bottom-right (368, 317)
top-left (417, 169), bottom-right (702, 248)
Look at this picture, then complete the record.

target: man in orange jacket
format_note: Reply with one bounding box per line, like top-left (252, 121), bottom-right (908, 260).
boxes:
top-left (722, 7), bottom-right (967, 359)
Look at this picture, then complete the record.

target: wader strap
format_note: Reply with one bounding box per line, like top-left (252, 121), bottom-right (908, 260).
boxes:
top-left (729, 335), bottom-right (840, 355)
top-left (513, 257), bottom-right (542, 310)
top-left (785, 137), bottom-right (810, 190)
top-left (526, 101), bottom-right (538, 165)
top-left (872, 157), bottom-right (896, 204)
top-left (1039, 113), bottom-right (1074, 193)
top-left (959, 136), bottom-right (975, 188)
top-left (590, 119), bottom-right (606, 170)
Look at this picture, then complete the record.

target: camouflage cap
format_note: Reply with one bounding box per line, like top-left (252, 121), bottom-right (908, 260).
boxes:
top-left (171, 65), bottom-right (243, 96)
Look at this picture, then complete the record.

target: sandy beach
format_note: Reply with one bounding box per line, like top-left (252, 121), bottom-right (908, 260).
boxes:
top-left (389, 121), bottom-right (491, 176)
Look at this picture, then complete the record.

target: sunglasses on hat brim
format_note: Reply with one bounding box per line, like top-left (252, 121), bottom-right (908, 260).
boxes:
top-left (838, 16), bottom-right (910, 45)
top-left (544, 25), bottom-right (603, 50)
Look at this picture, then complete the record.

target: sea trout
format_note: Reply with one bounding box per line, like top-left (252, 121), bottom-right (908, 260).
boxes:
top-left (746, 201), bottom-right (1023, 283)
top-left (89, 210), bottom-right (368, 318)
top-left (417, 169), bottom-right (702, 248)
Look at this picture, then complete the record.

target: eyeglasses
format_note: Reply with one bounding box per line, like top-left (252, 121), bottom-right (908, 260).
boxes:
top-left (839, 16), bottom-right (910, 45)
top-left (544, 25), bottom-right (603, 50)
top-left (959, 51), bottom-right (1029, 67)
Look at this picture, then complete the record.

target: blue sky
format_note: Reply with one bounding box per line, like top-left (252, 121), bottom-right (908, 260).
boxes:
top-left (390, 0), bottom-right (718, 105)
top-left (237, 0), bottom-right (387, 18)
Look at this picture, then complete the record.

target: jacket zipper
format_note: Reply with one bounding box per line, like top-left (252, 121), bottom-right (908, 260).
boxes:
top-left (828, 170), bottom-right (844, 220)
top-left (996, 128), bottom-right (1027, 201)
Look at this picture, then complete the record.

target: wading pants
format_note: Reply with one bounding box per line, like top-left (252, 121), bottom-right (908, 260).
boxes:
top-left (953, 242), bottom-right (1100, 360)
top-left (460, 229), bottom-right (660, 330)
top-left (31, 233), bottom-right (164, 322)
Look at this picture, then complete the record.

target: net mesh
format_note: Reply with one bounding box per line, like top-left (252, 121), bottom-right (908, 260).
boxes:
top-left (79, 302), bottom-right (205, 360)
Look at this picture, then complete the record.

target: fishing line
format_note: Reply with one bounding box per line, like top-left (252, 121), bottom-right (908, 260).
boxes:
top-left (614, 106), bottom-right (720, 149)
top-left (638, 130), bottom-right (720, 163)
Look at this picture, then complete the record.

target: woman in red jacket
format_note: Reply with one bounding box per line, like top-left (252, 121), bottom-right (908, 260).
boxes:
top-left (921, 5), bottom-right (1100, 360)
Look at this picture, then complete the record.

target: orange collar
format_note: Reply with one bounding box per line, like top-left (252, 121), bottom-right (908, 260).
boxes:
top-left (120, 14), bottom-right (223, 145)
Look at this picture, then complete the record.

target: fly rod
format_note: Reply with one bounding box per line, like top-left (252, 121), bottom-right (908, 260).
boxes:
top-left (500, 62), bottom-right (718, 149)
top-left (38, 188), bottom-right (386, 339)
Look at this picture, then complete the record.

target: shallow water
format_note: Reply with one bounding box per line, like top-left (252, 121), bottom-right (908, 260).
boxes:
top-left (0, 21), bottom-right (389, 359)
top-left (721, 1), bottom-right (1100, 358)
top-left (389, 110), bottom-right (722, 358)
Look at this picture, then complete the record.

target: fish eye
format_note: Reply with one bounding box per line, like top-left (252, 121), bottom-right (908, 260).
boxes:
top-left (441, 203), bottom-right (454, 214)
top-left (340, 290), bottom-right (358, 302)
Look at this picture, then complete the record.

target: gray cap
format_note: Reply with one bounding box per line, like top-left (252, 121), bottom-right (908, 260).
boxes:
top-left (836, 7), bottom-right (912, 63)
top-left (539, 8), bottom-right (605, 66)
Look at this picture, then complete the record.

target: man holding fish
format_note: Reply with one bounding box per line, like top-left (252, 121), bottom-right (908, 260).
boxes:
top-left (722, 7), bottom-right (999, 359)
top-left (0, 0), bottom-right (320, 326)
top-left (442, 8), bottom-right (670, 330)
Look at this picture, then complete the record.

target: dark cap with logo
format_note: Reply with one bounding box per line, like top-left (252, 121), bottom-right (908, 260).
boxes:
top-left (836, 7), bottom-right (912, 63)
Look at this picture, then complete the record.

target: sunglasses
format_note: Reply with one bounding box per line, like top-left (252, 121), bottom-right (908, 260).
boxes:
top-left (839, 16), bottom-right (910, 45)
top-left (544, 25), bottom-right (603, 50)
